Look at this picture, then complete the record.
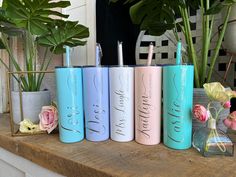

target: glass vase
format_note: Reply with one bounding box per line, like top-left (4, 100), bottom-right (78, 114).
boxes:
top-left (192, 119), bottom-right (234, 157)
top-left (227, 129), bottom-right (236, 143)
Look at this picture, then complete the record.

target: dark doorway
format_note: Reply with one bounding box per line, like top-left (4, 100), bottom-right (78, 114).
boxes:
top-left (96, 0), bottom-right (139, 65)
top-left (231, 98), bottom-right (236, 113)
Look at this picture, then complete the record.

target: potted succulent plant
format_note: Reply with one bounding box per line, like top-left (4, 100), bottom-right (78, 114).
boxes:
top-left (0, 0), bottom-right (89, 124)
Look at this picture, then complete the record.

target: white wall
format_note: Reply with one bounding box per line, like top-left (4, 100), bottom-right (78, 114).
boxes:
top-left (63, 0), bottom-right (96, 66)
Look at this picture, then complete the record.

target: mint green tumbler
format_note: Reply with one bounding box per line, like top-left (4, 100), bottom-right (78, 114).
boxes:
top-left (163, 65), bottom-right (194, 150)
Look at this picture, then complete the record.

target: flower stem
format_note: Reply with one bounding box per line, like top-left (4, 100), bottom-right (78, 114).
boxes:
top-left (205, 102), bottom-right (227, 153)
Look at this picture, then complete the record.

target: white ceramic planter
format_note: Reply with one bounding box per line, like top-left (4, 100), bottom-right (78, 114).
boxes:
top-left (223, 4), bottom-right (236, 53)
top-left (11, 90), bottom-right (51, 124)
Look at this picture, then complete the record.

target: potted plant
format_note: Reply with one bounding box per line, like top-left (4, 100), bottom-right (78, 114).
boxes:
top-left (111, 0), bottom-right (235, 87)
top-left (0, 0), bottom-right (89, 124)
top-left (111, 0), bottom-right (236, 131)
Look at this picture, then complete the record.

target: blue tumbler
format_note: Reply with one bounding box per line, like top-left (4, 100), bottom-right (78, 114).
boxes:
top-left (55, 67), bottom-right (84, 143)
top-left (83, 66), bottom-right (109, 141)
top-left (163, 65), bottom-right (194, 149)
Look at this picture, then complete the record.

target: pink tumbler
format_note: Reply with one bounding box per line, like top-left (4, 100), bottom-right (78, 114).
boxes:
top-left (135, 66), bottom-right (162, 145)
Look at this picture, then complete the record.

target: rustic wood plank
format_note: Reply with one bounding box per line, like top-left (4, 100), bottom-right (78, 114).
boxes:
top-left (0, 113), bottom-right (235, 177)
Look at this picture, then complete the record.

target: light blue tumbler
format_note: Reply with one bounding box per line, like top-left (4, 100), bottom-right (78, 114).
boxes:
top-left (163, 65), bottom-right (194, 149)
top-left (83, 66), bottom-right (109, 141)
top-left (55, 67), bottom-right (84, 143)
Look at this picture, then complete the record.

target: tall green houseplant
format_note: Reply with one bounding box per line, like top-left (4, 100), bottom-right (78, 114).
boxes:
top-left (0, 0), bottom-right (89, 91)
top-left (112, 0), bottom-right (236, 88)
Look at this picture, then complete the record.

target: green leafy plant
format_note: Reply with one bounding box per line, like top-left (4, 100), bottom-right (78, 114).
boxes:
top-left (111, 0), bottom-right (236, 88)
top-left (0, 0), bottom-right (89, 91)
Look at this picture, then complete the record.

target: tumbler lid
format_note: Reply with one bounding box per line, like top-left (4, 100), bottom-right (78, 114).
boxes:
top-left (109, 65), bottom-right (133, 68)
top-left (82, 65), bottom-right (108, 68)
top-left (55, 66), bottom-right (82, 68)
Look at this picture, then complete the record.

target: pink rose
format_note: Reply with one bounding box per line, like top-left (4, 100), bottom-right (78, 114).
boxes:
top-left (222, 101), bottom-right (231, 109)
top-left (223, 119), bottom-right (236, 130)
top-left (193, 104), bottom-right (209, 123)
top-left (39, 106), bottom-right (58, 133)
top-left (232, 121), bottom-right (236, 130)
top-left (223, 118), bottom-right (232, 128)
top-left (223, 111), bottom-right (236, 130)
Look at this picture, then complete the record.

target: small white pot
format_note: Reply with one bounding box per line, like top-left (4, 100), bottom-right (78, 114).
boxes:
top-left (223, 4), bottom-right (236, 53)
top-left (11, 90), bottom-right (51, 124)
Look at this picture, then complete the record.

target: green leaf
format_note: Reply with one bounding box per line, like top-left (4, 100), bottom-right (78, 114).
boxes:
top-left (129, 1), bottom-right (146, 24)
top-left (37, 20), bottom-right (89, 54)
top-left (225, 0), bottom-right (236, 4)
top-left (145, 22), bottom-right (175, 36)
top-left (205, 0), bottom-right (236, 15)
top-left (0, 11), bottom-right (24, 36)
top-left (2, 0), bottom-right (71, 35)
top-left (0, 39), bottom-right (6, 49)
top-left (185, 0), bottom-right (201, 10)
top-left (205, 2), bottom-right (224, 15)
top-left (129, 0), bottom-right (176, 36)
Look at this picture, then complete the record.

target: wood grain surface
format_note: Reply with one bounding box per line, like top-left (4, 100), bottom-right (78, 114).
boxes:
top-left (0, 114), bottom-right (235, 177)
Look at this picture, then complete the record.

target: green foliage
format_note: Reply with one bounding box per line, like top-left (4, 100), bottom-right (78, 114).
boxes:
top-left (205, 0), bottom-right (236, 15)
top-left (129, 0), bottom-right (176, 36)
top-left (2, 0), bottom-right (70, 34)
top-left (123, 0), bottom-right (212, 36)
top-left (0, 0), bottom-right (89, 91)
top-left (37, 20), bottom-right (88, 54)
top-left (113, 0), bottom-right (235, 88)
top-left (0, 39), bottom-right (5, 49)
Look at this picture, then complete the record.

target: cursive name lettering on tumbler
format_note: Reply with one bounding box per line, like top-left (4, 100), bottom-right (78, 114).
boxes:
top-left (167, 74), bottom-right (184, 143)
top-left (167, 102), bottom-right (184, 143)
top-left (114, 89), bottom-right (128, 136)
top-left (87, 104), bottom-right (106, 134)
top-left (137, 94), bottom-right (152, 139)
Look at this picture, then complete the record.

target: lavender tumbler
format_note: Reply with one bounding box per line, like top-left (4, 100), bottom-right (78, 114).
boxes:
top-left (82, 66), bottom-right (109, 141)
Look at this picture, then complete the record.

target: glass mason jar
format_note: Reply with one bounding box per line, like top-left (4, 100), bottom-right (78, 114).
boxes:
top-left (192, 118), bottom-right (234, 157)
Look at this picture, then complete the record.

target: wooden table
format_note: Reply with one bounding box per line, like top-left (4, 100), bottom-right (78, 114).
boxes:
top-left (0, 113), bottom-right (235, 177)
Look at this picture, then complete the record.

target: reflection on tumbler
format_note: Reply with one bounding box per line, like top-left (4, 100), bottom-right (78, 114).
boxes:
top-left (83, 66), bottom-right (109, 141)
top-left (109, 66), bottom-right (134, 142)
top-left (135, 66), bottom-right (162, 145)
top-left (55, 67), bottom-right (84, 143)
top-left (163, 65), bottom-right (194, 150)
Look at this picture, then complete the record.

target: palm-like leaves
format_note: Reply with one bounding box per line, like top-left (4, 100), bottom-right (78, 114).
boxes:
top-left (37, 20), bottom-right (89, 54)
top-left (124, 0), bottom-right (201, 36)
top-left (2, 0), bottom-right (70, 34)
top-left (0, 0), bottom-right (89, 91)
top-left (121, 0), bottom-right (228, 36)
